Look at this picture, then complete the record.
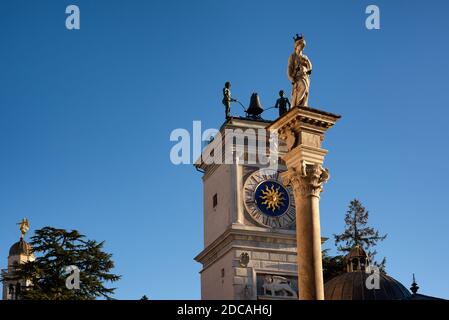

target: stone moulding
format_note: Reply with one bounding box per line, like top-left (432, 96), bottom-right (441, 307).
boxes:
top-left (195, 226), bottom-right (297, 272)
top-left (268, 106), bottom-right (340, 134)
top-left (195, 225), bottom-right (327, 272)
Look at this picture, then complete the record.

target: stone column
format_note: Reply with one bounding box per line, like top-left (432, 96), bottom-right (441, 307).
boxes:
top-left (282, 162), bottom-right (329, 299)
top-left (268, 107), bottom-right (340, 300)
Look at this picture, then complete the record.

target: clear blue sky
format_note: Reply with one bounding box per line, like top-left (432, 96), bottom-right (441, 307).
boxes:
top-left (1, 0), bottom-right (448, 299)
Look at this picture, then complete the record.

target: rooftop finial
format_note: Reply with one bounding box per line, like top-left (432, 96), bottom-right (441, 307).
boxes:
top-left (410, 273), bottom-right (419, 295)
top-left (17, 218), bottom-right (30, 239)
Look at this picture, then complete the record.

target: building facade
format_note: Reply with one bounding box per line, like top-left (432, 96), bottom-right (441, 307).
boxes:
top-left (2, 237), bottom-right (34, 300)
top-left (194, 117), bottom-right (302, 300)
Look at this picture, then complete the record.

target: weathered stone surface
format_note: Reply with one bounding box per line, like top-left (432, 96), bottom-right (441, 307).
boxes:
top-left (261, 261), bottom-right (279, 270)
top-left (233, 276), bottom-right (246, 285)
top-left (252, 252), bottom-right (269, 260)
top-left (270, 253), bottom-right (287, 262)
top-left (235, 268), bottom-right (249, 277)
top-left (279, 263), bottom-right (297, 271)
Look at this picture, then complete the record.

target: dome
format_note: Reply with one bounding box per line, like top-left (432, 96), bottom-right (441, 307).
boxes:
top-left (9, 239), bottom-right (32, 256)
top-left (325, 271), bottom-right (412, 300)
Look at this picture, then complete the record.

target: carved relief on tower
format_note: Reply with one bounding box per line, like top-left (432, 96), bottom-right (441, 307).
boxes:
top-left (256, 273), bottom-right (298, 299)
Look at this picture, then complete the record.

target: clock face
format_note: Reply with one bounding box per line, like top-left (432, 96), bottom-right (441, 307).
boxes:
top-left (243, 169), bottom-right (296, 228)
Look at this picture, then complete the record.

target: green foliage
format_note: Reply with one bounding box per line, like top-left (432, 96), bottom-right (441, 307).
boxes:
top-left (322, 249), bottom-right (346, 282)
top-left (333, 199), bottom-right (387, 272)
top-left (1, 227), bottom-right (120, 300)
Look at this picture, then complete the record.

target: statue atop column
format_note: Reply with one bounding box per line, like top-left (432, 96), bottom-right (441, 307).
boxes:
top-left (287, 34), bottom-right (312, 107)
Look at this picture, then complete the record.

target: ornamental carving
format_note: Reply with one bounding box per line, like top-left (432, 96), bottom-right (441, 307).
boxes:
top-left (282, 161), bottom-right (329, 198)
top-left (261, 275), bottom-right (298, 298)
top-left (279, 127), bottom-right (296, 151)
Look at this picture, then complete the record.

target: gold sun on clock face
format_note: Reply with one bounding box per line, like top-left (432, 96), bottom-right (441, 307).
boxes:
top-left (260, 184), bottom-right (285, 212)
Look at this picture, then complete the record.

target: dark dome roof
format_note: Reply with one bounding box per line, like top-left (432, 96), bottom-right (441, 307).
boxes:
top-left (325, 271), bottom-right (412, 300)
top-left (9, 239), bottom-right (32, 256)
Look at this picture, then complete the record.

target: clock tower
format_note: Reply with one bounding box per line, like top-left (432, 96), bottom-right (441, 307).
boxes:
top-left (194, 117), bottom-right (300, 300)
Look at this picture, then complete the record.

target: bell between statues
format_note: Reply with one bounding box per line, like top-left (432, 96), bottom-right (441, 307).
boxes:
top-left (246, 93), bottom-right (264, 119)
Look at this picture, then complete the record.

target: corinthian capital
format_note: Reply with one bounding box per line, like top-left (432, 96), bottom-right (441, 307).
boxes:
top-left (282, 161), bottom-right (330, 198)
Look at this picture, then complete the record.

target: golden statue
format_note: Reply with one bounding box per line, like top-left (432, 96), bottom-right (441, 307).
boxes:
top-left (17, 218), bottom-right (30, 239)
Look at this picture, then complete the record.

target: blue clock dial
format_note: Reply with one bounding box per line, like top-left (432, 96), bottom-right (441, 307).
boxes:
top-left (254, 181), bottom-right (290, 217)
top-left (243, 169), bottom-right (296, 228)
